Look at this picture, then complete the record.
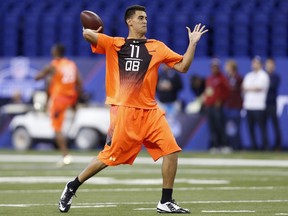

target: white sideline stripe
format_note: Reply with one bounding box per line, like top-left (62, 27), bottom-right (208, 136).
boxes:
top-left (275, 214), bottom-right (288, 216)
top-left (1, 186), bottom-right (286, 194)
top-left (1, 200), bottom-right (287, 208)
top-left (1, 154), bottom-right (288, 167)
top-left (0, 176), bottom-right (229, 185)
top-left (202, 210), bottom-right (255, 213)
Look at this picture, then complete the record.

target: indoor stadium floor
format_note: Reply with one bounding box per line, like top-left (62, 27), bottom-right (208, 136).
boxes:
top-left (0, 150), bottom-right (287, 216)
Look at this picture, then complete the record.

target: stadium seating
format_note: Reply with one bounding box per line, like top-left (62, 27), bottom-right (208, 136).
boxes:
top-left (0, 0), bottom-right (287, 57)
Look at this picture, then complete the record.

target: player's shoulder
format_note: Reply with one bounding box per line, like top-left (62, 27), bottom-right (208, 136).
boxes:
top-left (113, 37), bottom-right (125, 44)
top-left (99, 34), bottom-right (125, 47)
top-left (146, 39), bottom-right (167, 49)
top-left (147, 39), bottom-right (165, 45)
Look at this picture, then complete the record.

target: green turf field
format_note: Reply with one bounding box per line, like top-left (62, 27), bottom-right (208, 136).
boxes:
top-left (0, 150), bottom-right (287, 216)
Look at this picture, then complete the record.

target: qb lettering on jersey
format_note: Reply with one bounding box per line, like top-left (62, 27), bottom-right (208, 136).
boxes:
top-left (125, 44), bottom-right (143, 72)
top-left (117, 39), bottom-right (152, 87)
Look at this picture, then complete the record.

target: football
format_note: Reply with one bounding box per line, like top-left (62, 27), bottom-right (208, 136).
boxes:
top-left (80, 10), bottom-right (104, 33)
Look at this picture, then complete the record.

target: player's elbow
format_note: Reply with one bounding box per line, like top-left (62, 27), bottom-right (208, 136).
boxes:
top-left (174, 61), bottom-right (190, 73)
top-left (181, 66), bottom-right (189, 73)
top-left (177, 65), bottom-right (189, 73)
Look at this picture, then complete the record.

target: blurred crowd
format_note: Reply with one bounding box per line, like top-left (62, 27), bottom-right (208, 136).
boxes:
top-left (156, 56), bottom-right (282, 152)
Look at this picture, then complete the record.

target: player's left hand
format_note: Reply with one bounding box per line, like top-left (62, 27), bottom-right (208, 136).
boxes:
top-left (186, 24), bottom-right (208, 45)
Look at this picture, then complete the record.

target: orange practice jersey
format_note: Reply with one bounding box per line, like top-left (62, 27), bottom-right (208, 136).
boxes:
top-left (49, 58), bottom-right (78, 98)
top-left (91, 34), bottom-right (183, 109)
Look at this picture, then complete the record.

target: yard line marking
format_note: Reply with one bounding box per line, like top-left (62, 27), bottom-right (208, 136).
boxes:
top-left (134, 208), bottom-right (155, 211)
top-left (1, 154), bottom-right (288, 167)
top-left (183, 200), bottom-right (288, 204)
top-left (0, 176), bottom-right (229, 185)
top-left (79, 200), bottom-right (288, 205)
top-left (202, 210), bottom-right (255, 213)
top-left (0, 204), bottom-right (116, 208)
top-left (275, 214), bottom-right (288, 215)
top-left (1, 200), bottom-right (288, 208)
top-left (71, 204), bottom-right (116, 209)
top-left (1, 186), bottom-right (287, 194)
top-left (0, 204), bottom-right (31, 207)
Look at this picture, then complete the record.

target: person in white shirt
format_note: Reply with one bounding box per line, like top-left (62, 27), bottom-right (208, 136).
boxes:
top-left (242, 56), bottom-right (270, 150)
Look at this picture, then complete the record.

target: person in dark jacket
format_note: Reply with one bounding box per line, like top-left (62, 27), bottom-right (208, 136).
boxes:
top-left (265, 58), bottom-right (282, 151)
top-left (157, 64), bottom-right (183, 116)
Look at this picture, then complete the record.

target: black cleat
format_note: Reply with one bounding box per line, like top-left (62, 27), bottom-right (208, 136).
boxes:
top-left (58, 182), bottom-right (76, 213)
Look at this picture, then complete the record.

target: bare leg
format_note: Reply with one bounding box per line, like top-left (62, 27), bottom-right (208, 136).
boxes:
top-left (55, 132), bottom-right (69, 157)
top-left (157, 151), bottom-right (190, 213)
top-left (162, 152), bottom-right (178, 189)
top-left (78, 157), bottom-right (108, 183)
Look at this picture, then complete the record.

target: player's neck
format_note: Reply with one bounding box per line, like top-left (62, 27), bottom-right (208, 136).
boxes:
top-left (127, 31), bottom-right (146, 39)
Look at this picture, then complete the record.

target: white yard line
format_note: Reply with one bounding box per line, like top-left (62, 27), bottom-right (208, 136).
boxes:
top-left (0, 176), bottom-right (229, 185)
top-left (202, 210), bottom-right (255, 213)
top-left (71, 204), bottom-right (117, 209)
top-left (1, 186), bottom-right (286, 194)
top-left (0, 199), bottom-right (287, 208)
top-left (0, 204), bottom-right (116, 208)
top-left (0, 154), bottom-right (288, 167)
top-left (134, 208), bottom-right (155, 211)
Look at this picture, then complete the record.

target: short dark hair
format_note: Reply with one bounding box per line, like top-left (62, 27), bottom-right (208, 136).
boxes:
top-left (124, 5), bottom-right (146, 25)
top-left (53, 44), bottom-right (66, 57)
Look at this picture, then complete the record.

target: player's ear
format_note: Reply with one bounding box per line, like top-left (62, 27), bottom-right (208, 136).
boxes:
top-left (126, 18), bottom-right (132, 26)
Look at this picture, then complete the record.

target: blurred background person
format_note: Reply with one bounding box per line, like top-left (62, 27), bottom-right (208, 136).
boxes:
top-left (224, 59), bottom-right (243, 151)
top-left (203, 59), bottom-right (230, 153)
top-left (35, 44), bottom-right (82, 166)
top-left (242, 56), bottom-right (269, 151)
top-left (265, 58), bottom-right (282, 151)
top-left (185, 74), bottom-right (206, 114)
top-left (190, 74), bottom-right (206, 98)
top-left (156, 64), bottom-right (183, 117)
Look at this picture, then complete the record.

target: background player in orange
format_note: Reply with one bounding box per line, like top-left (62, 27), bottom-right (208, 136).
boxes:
top-left (35, 44), bottom-right (82, 166)
top-left (59, 5), bottom-right (207, 213)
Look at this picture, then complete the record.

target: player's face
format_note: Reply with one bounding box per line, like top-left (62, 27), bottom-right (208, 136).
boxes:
top-left (130, 11), bottom-right (147, 34)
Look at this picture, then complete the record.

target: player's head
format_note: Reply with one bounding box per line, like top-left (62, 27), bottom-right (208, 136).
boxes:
top-left (125, 5), bottom-right (147, 35)
top-left (265, 58), bottom-right (275, 74)
top-left (51, 44), bottom-right (66, 58)
top-left (251, 55), bottom-right (262, 72)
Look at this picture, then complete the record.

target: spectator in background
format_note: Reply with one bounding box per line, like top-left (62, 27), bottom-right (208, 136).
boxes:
top-left (203, 59), bottom-right (230, 153)
top-left (224, 60), bottom-right (243, 150)
top-left (190, 74), bottom-right (206, 97)
top-left (185, 74), bottom-right (206, 114)
top-left (242, 56), bottom-right (269, 151)
top-left (156, 64), bottom-right (183, 117)
top-left (265, 58), bottom-right (282, 151)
